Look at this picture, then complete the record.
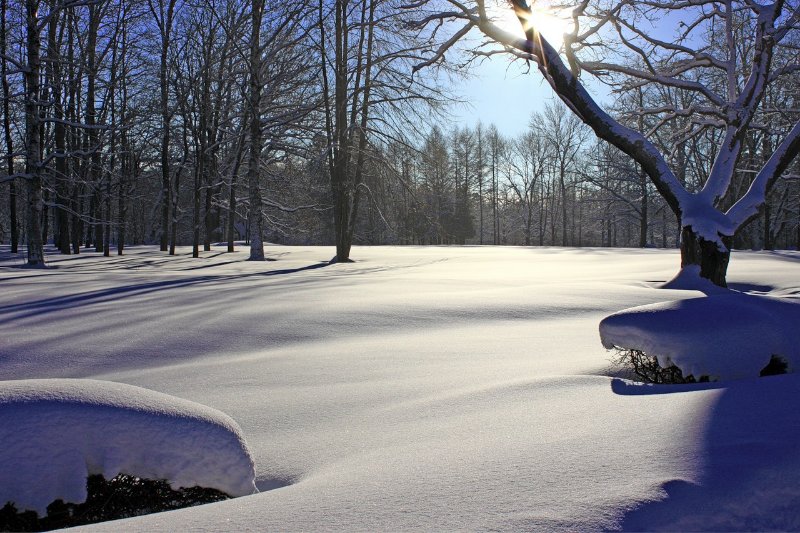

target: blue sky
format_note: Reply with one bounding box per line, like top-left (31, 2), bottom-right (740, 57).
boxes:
top-left (450, 55), bottom-right (561, 136)
top-left (450, 53), bottom-right (612, 137)
top-left (444, 2), bottom-right (613, 137)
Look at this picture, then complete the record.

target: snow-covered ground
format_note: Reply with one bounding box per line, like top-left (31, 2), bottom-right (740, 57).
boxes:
top-left (1, 244), bottom-right (799, 531)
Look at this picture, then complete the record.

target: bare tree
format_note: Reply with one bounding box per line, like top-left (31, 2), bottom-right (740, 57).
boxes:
top-left (1, 0), bottom-right (17, 253)
top-left (507, 125), bottom-right (546, 246)
top-left (247, 0), bottom-right (266, 260)
top-left (320, 0), bottom-right (452, 261)
top-left (487, 124), bottom-right (503, 244)
top-left (319, 0), bottom-right (378, 262)
top-left (450, 126), bottom-right (476, 244)
top-left (418, 125), bottom-right (451, 243)
top-left (536, 102), bottom-right (588, 246)
top-left (23, 0), bottom-right (45, 265)
top-left (147, 0), bottom-right (179, 253)
top-left (43, 0), bottom-right (70, 254)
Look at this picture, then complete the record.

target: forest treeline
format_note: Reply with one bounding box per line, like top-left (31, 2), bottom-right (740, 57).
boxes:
top-left (1, 0), bottom-right (798, 265)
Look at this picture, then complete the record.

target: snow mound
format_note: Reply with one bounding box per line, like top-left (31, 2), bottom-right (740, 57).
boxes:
top-left (661, 265), bottom-right (727, 293)
top-left (0, 379), bottom-right (257, 514)
top-left (600, 291), bottom-right (800, 380)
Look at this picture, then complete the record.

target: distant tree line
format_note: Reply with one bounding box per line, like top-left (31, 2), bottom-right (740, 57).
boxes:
top-left (324, 100), bottom-right (798, 250)
top-left (1, 0), bottom-right (798, 266)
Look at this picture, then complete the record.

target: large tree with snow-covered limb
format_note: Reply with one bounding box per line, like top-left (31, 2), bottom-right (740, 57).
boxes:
top-left (408, 0), bottom-right (800, 286)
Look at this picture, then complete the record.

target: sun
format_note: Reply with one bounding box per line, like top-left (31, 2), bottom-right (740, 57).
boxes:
top-left (486, 0), bottom-right (572, 50)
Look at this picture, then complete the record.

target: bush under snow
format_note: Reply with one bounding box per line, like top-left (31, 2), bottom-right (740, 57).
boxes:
top-left (0, 379), bottom-right (257, 515)
top-left (600, 267), bottom-right (800, 381)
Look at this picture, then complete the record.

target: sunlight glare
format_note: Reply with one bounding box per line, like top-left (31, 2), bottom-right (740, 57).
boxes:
top-left (487, 0), bottom-right (572, 50)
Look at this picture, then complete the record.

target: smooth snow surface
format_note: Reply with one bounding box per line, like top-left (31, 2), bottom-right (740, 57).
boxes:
top-left (1, 244), bottom-right (799, 531)
top-left (0, 379), bottom-right (256, 514)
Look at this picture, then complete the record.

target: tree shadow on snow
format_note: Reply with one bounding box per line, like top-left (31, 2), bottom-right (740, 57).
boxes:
top-left (0, 261), bottom-right (332, 323)
top-left (613, 375), bottom-right (800, 532)
top-left (726, 282), bottom-right (776, 294)
top-left (759, 250), bottom-right (800, 264)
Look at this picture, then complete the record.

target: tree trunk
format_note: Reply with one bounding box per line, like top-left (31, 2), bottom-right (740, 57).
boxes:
top-left (26, 178), bottom-right (45, 265)
top-left (2, 0), bottom-right (18, 253)
top-left (71, 187), bottom-right (82, 254)
top-left (170, 127), bottom-right (187, 256)
top-left (170, 167), bottom-right (179, 255)
top-left (94, 192), bottom-right (103, 252)
top-left (66, 8), bottom-right (80, 255)
top-left (247, 0), bottom-right (265, 261)
top-left (7, 181), bottom-right (16, 253)
top-left (24, 0), bottom-right (44, 266)
top-left (41, 188), bottom-right (49, 245)
top-left (118, 159), bottom-right (127, 255)
top-left (86, 4), bottom-right (101, 253)
top-left (103, 173), bottom-right (111, 257)
top-left (342, 0), bottom-right (377, 259)
top-left (204, 182), bottom-right (212, 251)
top-left (680, 226), bottom-right (731, 287)
top-left (639, 168), bottom-right (648, 248)
top-left (227, 132), bottom-right (244, 253)
top-left (192, 164), bottom-right (200, 258)
top-left (116, 12), bottom-right (130, 256)
top-left (45, 2), bottom-right (70, 254)
top-left (157, 0), bottom-right (177, 252)
top-left (332, 183), bottom-right (353, 261)
top-left (329, 0), bottom-right (352, 263)
top-left (227, 171), bottom-right (237, 253)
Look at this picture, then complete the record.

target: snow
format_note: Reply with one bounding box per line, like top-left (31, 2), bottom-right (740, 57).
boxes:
top-left (0, 243), bottom-right (799, 531)
top-left (601, 264), bottom-right (800, 380)
top-left (600, 292), bottom-right (800, 380)
top-left (679, 194), bottom-right (737, 246)
top-left (0, 379), bottom-right (257, 514)
top-left (661, 264), bottom-right (726, 292)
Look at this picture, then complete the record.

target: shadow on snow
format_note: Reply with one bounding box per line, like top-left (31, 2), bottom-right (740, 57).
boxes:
top-left (613, 375), bottom-right (800, 531)
top-left (0, 261), bottom-right (332, 323)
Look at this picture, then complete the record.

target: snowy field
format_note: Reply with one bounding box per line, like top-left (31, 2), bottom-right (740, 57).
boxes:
top-left (1, 244), bottom-right (799, 531)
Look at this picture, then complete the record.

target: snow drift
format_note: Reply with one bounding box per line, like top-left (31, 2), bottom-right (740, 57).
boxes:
top-left (0, 379), bottom-right (257, 514)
